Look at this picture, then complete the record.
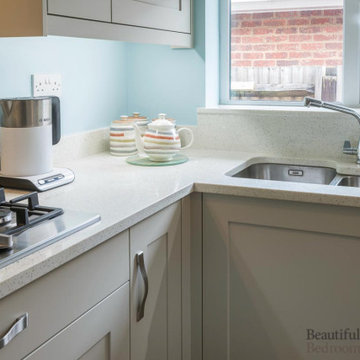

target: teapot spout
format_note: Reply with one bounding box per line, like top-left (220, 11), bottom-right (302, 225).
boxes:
top-left (133, 122), bottom-right (146, 156)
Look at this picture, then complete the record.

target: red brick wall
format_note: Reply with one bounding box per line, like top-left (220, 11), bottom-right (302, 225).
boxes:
top-left (231, 9), bottom-right (343, 68)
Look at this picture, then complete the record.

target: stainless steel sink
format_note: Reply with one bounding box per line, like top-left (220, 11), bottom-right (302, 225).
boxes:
top-left (230, 163), bottom-right (337, 185)
top-left (334, 175), bottom-right (360, 188)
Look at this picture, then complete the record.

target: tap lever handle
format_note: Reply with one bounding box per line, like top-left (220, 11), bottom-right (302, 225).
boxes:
top-left (343, 140), bottom-right (358, 155)
top-left (344, 140), bottom-right (352, 150)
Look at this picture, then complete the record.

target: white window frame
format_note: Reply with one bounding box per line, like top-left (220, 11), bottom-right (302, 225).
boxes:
top-left (219, 0), bottom-right (360, 106)
top-left (232, 0), bottom-right (342, 13)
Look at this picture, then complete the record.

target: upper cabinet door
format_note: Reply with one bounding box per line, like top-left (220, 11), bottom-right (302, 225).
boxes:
top-left (47, 0), bottom-right (111, 22)
top-left (112, 0), bottom-right (191, 33)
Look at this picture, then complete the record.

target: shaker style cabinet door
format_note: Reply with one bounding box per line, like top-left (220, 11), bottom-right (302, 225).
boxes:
top-left (24, 283), bottom-right (129, 360)
top-left (112, 0), bottom-right (191, 33)
top-left (203, 194), bottom-right (360, 360)
top-left (47, 0), bottom-right (111, 22)
top-left (130, 202), bottom-right (182, 360)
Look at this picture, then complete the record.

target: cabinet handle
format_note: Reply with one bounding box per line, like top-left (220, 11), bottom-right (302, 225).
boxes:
top-left (136, 251), bottom-right (149, 322)
top-left (0, 313), bottom-right (29, 349)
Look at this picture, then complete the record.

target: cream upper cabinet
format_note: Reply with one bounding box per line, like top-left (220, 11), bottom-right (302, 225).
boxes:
top-left (0, 0), bottom-right (192, 47)
top-left (203, 194), bottom-right (360, 360)
top-left (130, 201), bottom-right (182, 360)
top-left (112, 0), bottom-right (191, 34)
top-left (47, 0), bottom-right (111, 22)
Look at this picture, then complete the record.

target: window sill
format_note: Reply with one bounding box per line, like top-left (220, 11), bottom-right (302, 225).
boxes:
top-left (198, 105), bottom-right (360, 115)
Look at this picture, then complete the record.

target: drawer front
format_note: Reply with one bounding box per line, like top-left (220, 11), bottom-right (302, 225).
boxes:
top-left (0, 231), bottom-right (129, 360)
top-left (24, 283), bottom-right (129, 360)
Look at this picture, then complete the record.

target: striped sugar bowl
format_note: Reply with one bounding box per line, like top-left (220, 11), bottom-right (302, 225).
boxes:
top-left (134, 114), bottom-right (194, 162)
top-left (110, 116), bottom-right (137, 156)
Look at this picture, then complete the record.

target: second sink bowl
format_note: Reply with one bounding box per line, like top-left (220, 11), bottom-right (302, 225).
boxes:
top-left (228, 161), bottom-right (360, 188)
top-left (332, 175), bottom-right (360, 188)
top-left (231, 163), bottom-right (337, 185)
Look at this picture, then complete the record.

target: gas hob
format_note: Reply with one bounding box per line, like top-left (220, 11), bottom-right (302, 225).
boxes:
top-left (0, 189), bottom-right (100, 268)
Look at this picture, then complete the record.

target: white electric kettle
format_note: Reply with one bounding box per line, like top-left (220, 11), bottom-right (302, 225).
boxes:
top-left (0, 97), bottom-right (74, 191)
top-left (0, 97), bottom-right (61, 176)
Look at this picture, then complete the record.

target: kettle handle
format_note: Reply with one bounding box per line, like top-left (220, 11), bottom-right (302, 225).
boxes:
top-left (51, 97), bottom-right (61, 145)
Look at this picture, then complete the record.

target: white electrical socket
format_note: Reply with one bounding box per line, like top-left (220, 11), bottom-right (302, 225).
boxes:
top-left (32, 74), bottom-right (62, 97)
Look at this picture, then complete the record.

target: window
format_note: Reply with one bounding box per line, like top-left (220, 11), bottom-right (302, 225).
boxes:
top-left (220, 0), bottom-right (359, 106)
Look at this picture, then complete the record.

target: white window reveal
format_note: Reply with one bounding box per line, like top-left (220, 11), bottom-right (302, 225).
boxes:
top-left (219, 0), bottom-right (358, 106)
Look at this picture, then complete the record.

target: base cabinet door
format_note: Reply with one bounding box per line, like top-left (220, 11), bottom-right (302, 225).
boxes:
top-left (24, 283), bottom-right (129, 360)
top-left (130, 202), bottom-right (182, 360)
top-left (203, 194), bottom-right (360, 360)
top-left (112, 0), bottom-right (191, 33)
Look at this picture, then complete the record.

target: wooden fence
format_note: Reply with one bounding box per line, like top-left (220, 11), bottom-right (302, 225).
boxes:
top-left (231, 65), bottom-right (342, 102)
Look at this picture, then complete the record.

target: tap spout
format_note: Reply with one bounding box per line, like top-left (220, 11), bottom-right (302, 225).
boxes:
top-left (304, 97), bottom-right (360, 127)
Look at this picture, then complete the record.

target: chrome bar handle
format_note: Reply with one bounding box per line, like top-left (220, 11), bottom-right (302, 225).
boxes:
top-left (136, 251), bottom-right (149, 322)
top-left (0, 313), bottom-right (29, 349)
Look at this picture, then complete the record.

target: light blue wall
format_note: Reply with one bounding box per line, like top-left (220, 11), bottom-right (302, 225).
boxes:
top-left (0, 0), bottom-right (205, 134)
top-left (0, 36), bottom-right (127, 135)
top-left (126, 0), bottom-right (205, 125)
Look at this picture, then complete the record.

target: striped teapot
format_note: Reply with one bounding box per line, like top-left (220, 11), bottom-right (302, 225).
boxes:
top-left (134, 114), bottom-right (194, 162)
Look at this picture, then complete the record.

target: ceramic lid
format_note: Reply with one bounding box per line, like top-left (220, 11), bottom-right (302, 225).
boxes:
top-left (148, 114), bottom-right (175, 131)
top-left (112, 115), bottom-right (134, 125)
top-left (152, 113), bottom-right (175, 124)
top-left (128, 112), bottom-right (148, 122)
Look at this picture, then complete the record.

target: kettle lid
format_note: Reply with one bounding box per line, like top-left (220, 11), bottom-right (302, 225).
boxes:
top-left (0, 96), bottom-right (53, 101)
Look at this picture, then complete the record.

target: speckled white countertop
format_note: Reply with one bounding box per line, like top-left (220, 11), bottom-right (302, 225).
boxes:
top-left (1, 149), bottom-right (360, 299)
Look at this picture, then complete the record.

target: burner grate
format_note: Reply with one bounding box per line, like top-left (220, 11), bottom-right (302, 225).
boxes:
top-left (0, 188), bottom-right (100, 267)
top-left (0, 188), bottom-right (63, 236)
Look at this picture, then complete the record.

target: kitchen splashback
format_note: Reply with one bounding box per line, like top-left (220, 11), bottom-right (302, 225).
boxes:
top-left (194, 107), bottom-right (360, 162)
top-left (53, 127), bottom-right (109, 164)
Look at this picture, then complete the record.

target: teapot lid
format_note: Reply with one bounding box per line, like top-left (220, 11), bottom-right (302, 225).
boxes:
top-left (152, 113), bottom-right (175, 124)
top-left (148, 114), bottom-right (176, 131)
